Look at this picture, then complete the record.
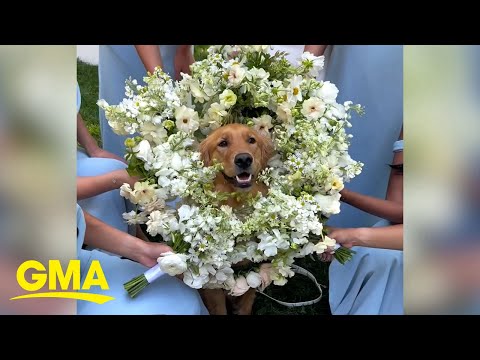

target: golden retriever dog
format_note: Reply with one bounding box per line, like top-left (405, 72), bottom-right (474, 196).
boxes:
top-left (198, 123), bottom-right (274, 315)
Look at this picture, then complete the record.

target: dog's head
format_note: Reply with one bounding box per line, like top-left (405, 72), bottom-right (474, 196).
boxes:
top-left (199, 123), bottom-right (274, 189)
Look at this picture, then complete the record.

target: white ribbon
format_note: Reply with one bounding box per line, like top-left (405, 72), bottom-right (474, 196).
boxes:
top-left (144, 264), bottom-right (166, 283)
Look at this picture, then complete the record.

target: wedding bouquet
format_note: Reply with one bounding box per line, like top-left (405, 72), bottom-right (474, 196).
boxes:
top-left (98, 45), bottom-right (364, 298)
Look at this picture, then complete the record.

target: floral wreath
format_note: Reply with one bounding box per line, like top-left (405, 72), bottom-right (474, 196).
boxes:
top-left (98, 45), bottom-right (363, 298)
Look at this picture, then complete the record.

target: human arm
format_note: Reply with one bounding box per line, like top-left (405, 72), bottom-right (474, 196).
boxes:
top-left (82, 209), bottom-right (172, 267)
top-left (339, 188), bottom-right (403, 224)
top-left (304, 45), bottom-right (328, 56)
top-left (174, 45), bottom-right (194, 80)
top-left (77, 113), bottom-right (126, 163)
top-left (134, 45), bottom-right (164, 74)
top-left (339, 127), bottom-right (404, 223)
top-left (77, 169), bottom-right (138, 200)
top-left (328, 224), bottom-right (404, 250)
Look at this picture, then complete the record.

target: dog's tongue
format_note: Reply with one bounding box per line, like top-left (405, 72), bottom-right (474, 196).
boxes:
top-left (236, 173), bottom-right (252, 183)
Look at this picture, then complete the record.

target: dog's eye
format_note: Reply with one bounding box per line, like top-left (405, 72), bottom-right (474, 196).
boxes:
top-left (218, 140), bottom-right (228, 147)
top-left (248, 137), bottom-right (256, 144)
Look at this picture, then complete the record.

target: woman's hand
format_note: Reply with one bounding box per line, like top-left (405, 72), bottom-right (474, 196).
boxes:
top-left (326, 227), bottom-right (359, 249)
top-left (110, 169), bottom-right (139, 188)
top-left (136, 241), bottom-right (173, 268)
top-left (174, 45), bottom-right (194, 80)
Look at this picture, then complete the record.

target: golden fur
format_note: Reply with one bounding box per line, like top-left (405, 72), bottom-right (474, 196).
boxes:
top-left (198, 123), bottom-right (274, 315)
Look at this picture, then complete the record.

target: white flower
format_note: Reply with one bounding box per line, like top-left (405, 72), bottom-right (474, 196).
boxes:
top-left (230, 276), bottom-right (250, 296)
top-left (313, 241), bottom-right (328, 254)
top-left (257, 229), bottom-right (290, 257)
top-left (325, 175), bottom-right (344, 193)
top-left (190, 82), bottom-right (210, 103)
top-left (323, 235), bottom-right (336, 248)
top-left (246, 271), bottom-right (262, 288)
top-left (219, 89), bottom-right (237, 108)
top-left (252, 114), bottom-right (273, 135)
top-left (133, 181), bottom-right (158, 206)
top-left (227, 64), bottom-right (246, 87)
top-left (157, 252), bottom-right (188, 276)
top-left (299, 52), bottom-right (325, 78)
top-left (317, 81), bottom-right (339, 104)
top-left (175, 106), bottom-right (200, 133)
top-left (122, 210), bottom-right (148, 225)
top-left (139, 122), bottom-right (167, 145)
top-left (206, 102), bottom-right (228, 123)
top-left (276, 103), bottom-right (293, 124)
top-left (178, 204), bottom-right (196, 222)
top-left (183, 271), bottom-right (209, 289)
top-left (313, 193), bottom-right (341, 216)
top-left (287, 75), bottom-right (303, 105)
top-left (133, 139), bottom-right (153, 162)
top-left (301, 97), bottom-right (326, 120)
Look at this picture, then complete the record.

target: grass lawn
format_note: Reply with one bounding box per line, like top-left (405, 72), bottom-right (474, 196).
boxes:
top-left (77, 46), bottom-right (332, 315)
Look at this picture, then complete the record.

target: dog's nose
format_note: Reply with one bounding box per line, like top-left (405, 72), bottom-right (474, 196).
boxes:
top-left (234, 153), bottom-right (253, 169)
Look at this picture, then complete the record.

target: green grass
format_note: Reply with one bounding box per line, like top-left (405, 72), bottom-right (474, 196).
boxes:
top-left (77, 46), bottom-right (332, 315)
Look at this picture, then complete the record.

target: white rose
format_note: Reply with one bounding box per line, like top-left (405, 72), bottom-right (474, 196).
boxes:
top-left (219, 89), bottom-right (237, 108)
top-left (258, 263), bottom-right (273, 291)
top-left (228, 64), bottom-right (246, 87)
top-left (157, 251), bottom-right (188, 276)
top-left (246, 271), bottom-right (262, 288)
top-left (229, 276), bottom-right (250, 296)
top-left (317, 81), bottom-right (339, 104)
top-left (314, 192), bottom-right (341, 216)
top-left (133, 139), bottom-right (153, 162)
top-left (301, 97), bottom-right (326, 120)
top-left (313, 241), bottom-right (328, 254)
top-left (276, 103), bottom-right (293, 124)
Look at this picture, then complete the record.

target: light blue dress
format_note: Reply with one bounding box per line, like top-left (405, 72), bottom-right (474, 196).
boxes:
top-left (76, 204), bottom-right (209, 315)
top-left (328, 140), bottom-right (404, 315)
top-left (324, 45), bottom-right (403, 229)
top-left (77, 83), bottom-right (133, 235)
top-left (98, 45), bottom-right (179, 158)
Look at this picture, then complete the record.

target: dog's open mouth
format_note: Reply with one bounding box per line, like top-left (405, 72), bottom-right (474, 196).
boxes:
top-left (222, 172), bottom-right (253, 188)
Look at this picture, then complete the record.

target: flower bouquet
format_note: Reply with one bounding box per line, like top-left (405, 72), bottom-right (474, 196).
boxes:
top-left (98, 45), bottom-right (363, 298)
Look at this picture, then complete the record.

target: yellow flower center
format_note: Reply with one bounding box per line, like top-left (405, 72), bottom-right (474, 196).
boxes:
top-left (293, 88), bottom-right (299, 96)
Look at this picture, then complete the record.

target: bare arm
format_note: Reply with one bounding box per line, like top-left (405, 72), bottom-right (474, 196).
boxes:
top-left (304, 45), bottom-right (328, 56)
top-left (340, 127), bottom-right (404, 223)
top-left (328, 224), bottom-right (403, 250)
top-left (77, 113), bottom-right (100, 156)
top-left (135, 45), bottom-right (163, 74)
top-left (77, 112), bottom-right (126, 163)
top-left (82, 210), bottom-right (171, 267)
top-left (386, 127), bottom-right (403, 203)
top-left (174, 45), bottom-right (194, 80)
top-left (77, 169), bottom-right (136, 200)
top-left (340, 188), bottom-right (403, 223)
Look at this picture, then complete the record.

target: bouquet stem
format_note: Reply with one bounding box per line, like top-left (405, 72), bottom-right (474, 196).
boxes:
top-left (334, 246), bottom-right (356, 265)
top-left (124, 264), bottom-right (166, 298)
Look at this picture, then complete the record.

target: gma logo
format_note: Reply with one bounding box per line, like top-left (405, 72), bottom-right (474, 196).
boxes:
top-left (10, 260), bottom-right (114, 304)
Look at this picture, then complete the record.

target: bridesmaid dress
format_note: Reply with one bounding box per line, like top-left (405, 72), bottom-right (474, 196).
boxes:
top-left (76, 204), bottom-right (209, 315)
top-left (324, 45), bottom-right (403, 229)
top-left (98, 45), bottom-right (179, 158)
top-left (77, 83), bottom-right (132, 235)
top-left (328, 140), bottom-right (404, 315)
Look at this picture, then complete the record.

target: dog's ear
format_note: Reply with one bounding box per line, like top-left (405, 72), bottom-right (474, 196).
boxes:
top-left (199, 136), bottom-right (212, 167)
top-left (257, 133), bottom-right (274, 169)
